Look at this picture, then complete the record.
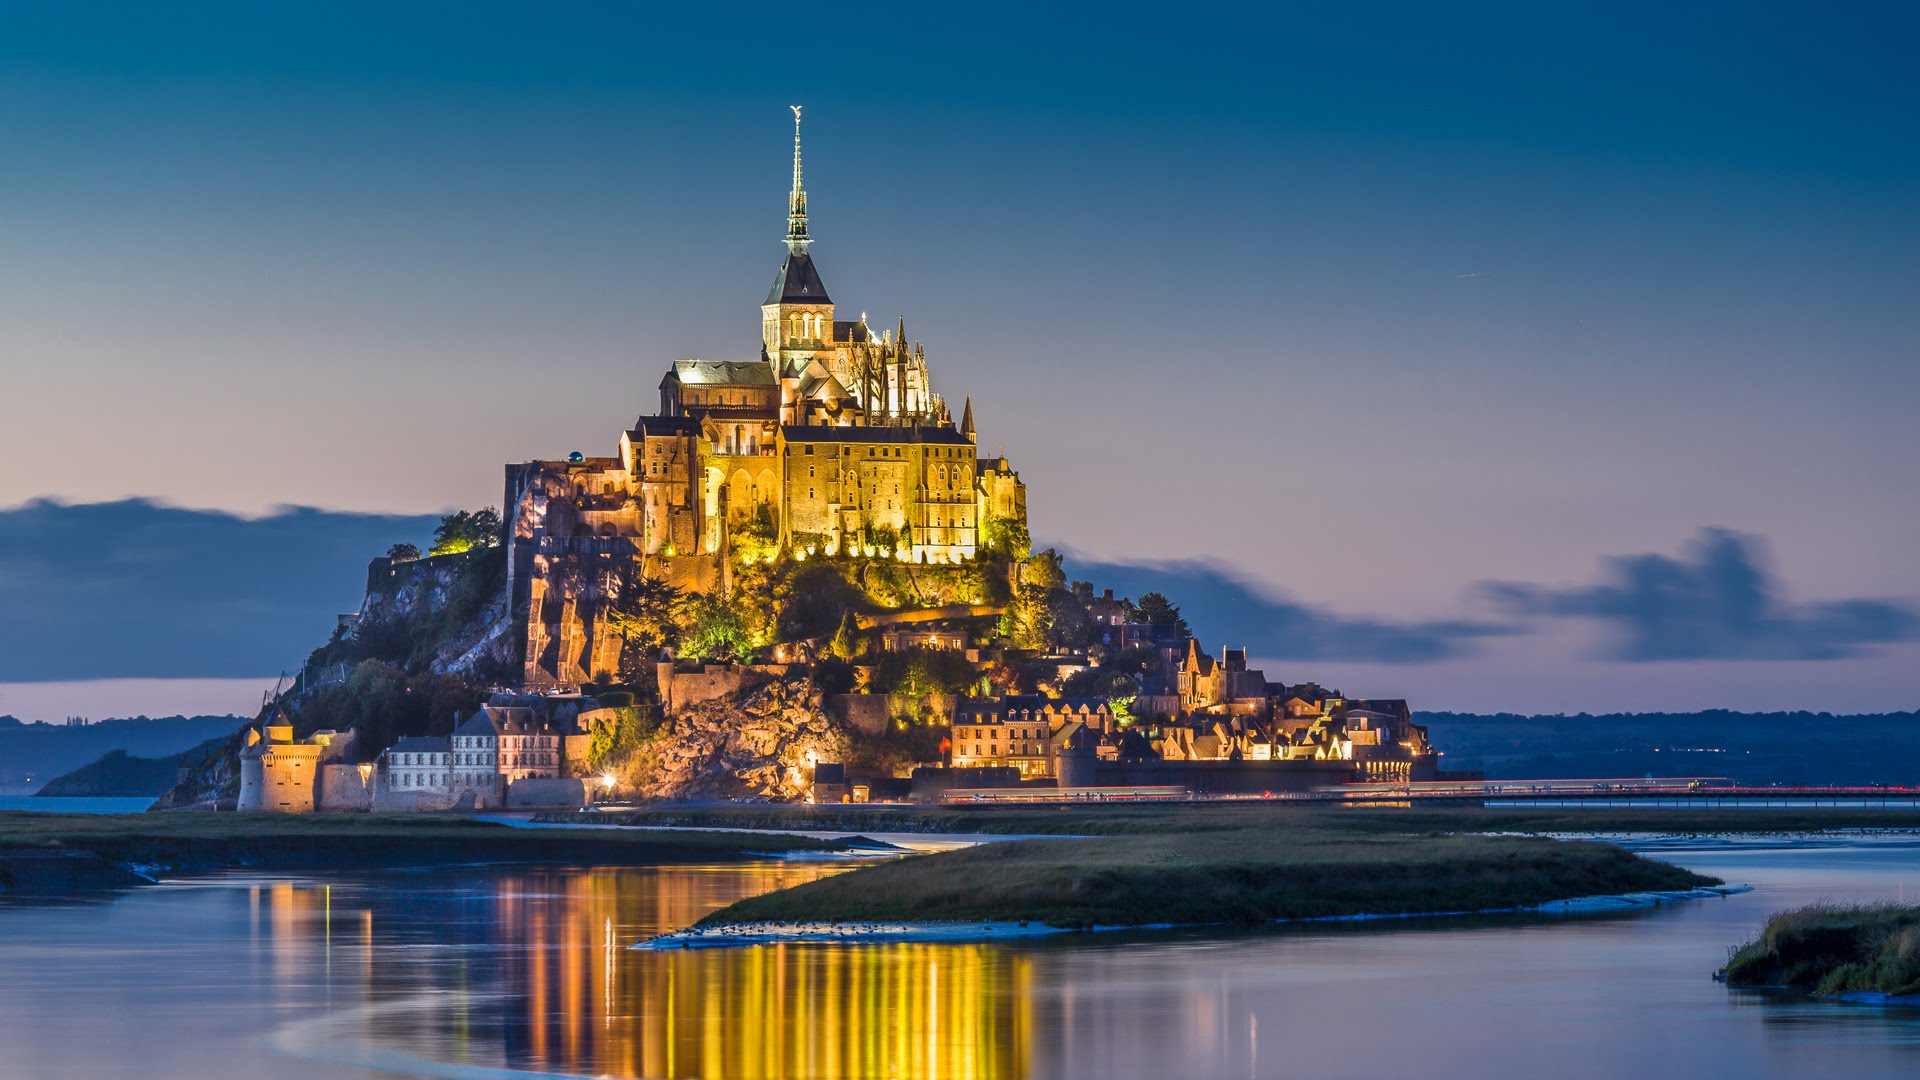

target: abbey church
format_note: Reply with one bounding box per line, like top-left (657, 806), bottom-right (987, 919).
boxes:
top-left (506, 109), bottom-right (1028, 688)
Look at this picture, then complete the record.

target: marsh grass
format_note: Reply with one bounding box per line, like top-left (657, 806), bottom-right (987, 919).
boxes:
top-left (1722, 903), bottom-right (1920, 997)
top-left (0, 811), bottom-right (842, 871)
top-left (696, 828), bottom-right (1718, 928)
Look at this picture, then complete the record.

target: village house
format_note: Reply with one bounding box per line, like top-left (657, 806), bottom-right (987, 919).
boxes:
top-left (383, 735), bottom-right (451, 792)
top-left (1176, 639), bottom-right (1271, 717)
top-left (950, 695), bottom-right (1113, 779)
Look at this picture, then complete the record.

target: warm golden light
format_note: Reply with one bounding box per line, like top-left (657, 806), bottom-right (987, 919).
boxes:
top-left (249, 866), bottom-right (1027, 1078)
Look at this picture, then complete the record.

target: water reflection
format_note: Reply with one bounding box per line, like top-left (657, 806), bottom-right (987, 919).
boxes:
top-left (248, 863), bottom-right (1035, 1078)
top-left (2, 846), bottom-right (1919, 1079)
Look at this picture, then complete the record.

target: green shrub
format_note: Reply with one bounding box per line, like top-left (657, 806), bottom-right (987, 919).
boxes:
top-left (1721, 903), bottom-right (1920, 997)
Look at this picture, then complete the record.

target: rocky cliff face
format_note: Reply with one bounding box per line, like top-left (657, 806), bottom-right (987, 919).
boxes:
top-left (622, 678), bottom-right (852, 801)
top-left (356, 549), bottom-right (518, 681)
top-left (153, 727), bottom-right (247, 809)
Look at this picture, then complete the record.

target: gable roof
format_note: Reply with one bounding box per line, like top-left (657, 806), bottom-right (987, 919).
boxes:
top-left (388, 736), bottom-right (451, 755)
top-left (1183, 638), bottom-right (1216, 676)
top-left (627, 416), bottom-right (701, 440)
top-left (667, 360), bottom-right (777, 387)
top-left (766, 250), bottom-right (832, 305)
top-left (453, 706), bottom-right (548, 738)
top-left (781, 424), bottom-right (973, 446)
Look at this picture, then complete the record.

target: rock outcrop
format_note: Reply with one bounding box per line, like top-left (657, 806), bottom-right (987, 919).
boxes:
top-left (624, 678), bottom-right (852, 801)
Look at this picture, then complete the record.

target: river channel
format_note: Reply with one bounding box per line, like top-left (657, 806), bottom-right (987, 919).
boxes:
top-left (0, 835), bottom-right (1916, 1078)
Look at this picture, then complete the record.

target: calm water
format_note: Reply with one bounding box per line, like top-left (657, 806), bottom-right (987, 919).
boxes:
top-left (1, 839), bottom-right (1918, 1079)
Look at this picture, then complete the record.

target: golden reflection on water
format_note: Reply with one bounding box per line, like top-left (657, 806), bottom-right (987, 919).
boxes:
top-left (252, 864), bottom-right (1035, 1079)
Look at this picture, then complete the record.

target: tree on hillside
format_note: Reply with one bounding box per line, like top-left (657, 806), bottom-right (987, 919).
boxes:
top-left (874, 646), bottom-right (976, 698)
top-left (1022, 548), bottom-right (1067, 590)
top-left (1058, 668), bottom-right (1140, 726)
top-left (1126, 591), bottom-right (1191, 640)
top-left (981, 516), bottom-right (1031, 560)
top-left (731, 504), bottom-right (778, 565)
top-left (429, 508), bottom-right (503, 556)
top-left (681, 594), bottom-right (754, 663)
top-left (387, 542), bottom-right (422, 563)
top-left (826, 609), bottom-right (862, 660)
top-left (606, 568), bottom-right (686, 679)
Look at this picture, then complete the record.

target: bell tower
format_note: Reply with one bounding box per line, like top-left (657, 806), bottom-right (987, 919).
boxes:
top-left (762, 105), bottom-right (834, 371)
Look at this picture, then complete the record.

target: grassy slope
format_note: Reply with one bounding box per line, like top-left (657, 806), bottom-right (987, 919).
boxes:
top-left (556, 803), bottom-right (1920, 837)
top-left (697, 827), bottom-right (1719, 929)
top-left (1722, 903), bottom-right (1920, 997)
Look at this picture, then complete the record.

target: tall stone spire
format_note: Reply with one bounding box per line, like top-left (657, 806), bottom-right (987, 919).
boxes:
top-left (960, 396), bottom-right (975, 439)
top-left (786, 104), bottom-right (810, 253)
top-left (765, 105), bottom-right (830, 310)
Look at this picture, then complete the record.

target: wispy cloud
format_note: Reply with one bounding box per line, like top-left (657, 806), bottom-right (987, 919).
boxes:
top-left (1479, 527), bottom-right (1920, 661)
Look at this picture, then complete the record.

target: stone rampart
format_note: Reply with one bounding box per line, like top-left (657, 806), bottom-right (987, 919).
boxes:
top-left (662, 664), bottom-right (769, 713)
top-left (372, 787), bottom-right (459, 812)
top-left (508, 777), bottom-right (589, 808)
top-left (827, 694), bottom-right (890, 736)
top-left (316, 764), bottom-right (373, 811)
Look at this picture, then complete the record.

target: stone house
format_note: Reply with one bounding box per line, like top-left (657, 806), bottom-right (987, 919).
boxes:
top-left (382, 735), bottom-right (451, 794)
top-left (950, 695), bottom-right (1113, 779)
top-left (1176, 639), bottom-right (1271, 717)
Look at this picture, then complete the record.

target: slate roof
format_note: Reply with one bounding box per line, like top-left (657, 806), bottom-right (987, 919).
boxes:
top-left (628, 416), bottom-right (700, 439)
top-left (782, 424), bottom-right (972, 446)
top-left (388, 736), bottom-right (451, 755)
top-left (954, 696), bottom-right (1112, 724)
top-left (667, 360), bottom-right (777, 386)
top-left (454, 706), bottom-right (549, 737)
top-left (1184, 639), bottom-right (1216, 676)
top-left (766, 250), bottom-right (832, 304)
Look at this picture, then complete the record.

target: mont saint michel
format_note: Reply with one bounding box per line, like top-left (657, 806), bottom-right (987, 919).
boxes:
top-left (3, 9), bottom-right (1916, 1078)
top-left (217, 109), bottom-right (1438, 815)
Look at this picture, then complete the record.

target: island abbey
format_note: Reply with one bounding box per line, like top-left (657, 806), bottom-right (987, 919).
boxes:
top-left (505, 109), bottom-right (1027, 688)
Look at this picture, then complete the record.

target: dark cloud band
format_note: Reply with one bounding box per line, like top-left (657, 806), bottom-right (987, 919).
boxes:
top-left (1480, 527), bottom-right (1919, 661)
top-left (0, 498), bottom-right (438, 681)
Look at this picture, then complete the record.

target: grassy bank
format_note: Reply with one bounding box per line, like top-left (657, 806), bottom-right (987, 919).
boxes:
top-left (1721, 903), bottom-right (1920, 998)
top-left (695, 827), bottom-right (1719, 929)
top-left (0, 812), bottom-right (846, 898)
top-left (549, 802), bottom-right (1920, 837)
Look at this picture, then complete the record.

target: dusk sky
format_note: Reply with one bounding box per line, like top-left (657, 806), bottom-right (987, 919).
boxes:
top-left (2, 2), bottom-right (1916, 719)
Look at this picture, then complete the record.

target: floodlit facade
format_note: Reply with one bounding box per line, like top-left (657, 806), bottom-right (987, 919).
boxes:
top-left (508, 109), bottom-right (1027, 689)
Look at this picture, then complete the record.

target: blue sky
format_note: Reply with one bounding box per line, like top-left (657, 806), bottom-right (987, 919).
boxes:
top-left (0, 2), bottom-right (1915, 717)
